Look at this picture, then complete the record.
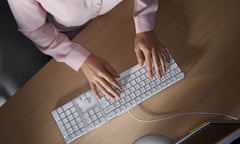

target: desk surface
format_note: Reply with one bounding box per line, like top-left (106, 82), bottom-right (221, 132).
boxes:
top-left (1, 0), bottom-right (240, 143)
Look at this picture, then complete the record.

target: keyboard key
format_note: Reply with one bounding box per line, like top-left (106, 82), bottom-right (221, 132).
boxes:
top-left (88, 123), bottom-right (95, 129)
top-left (57, 108), bottom-right (63, 114)
top-left (175, 68), bottom-right (181, 73)
top-left (60, 113), bottom-right (66, 119)
top-left (62, 130), bottom-right (68, 137)
top-left (94, 107), bottom-right (100, 112)
top-left (107, 111), bottom-right (116, 119)
top-left (96, 112), bottom-right (103, 118)
top-left (70, 107), bottom-right (76, 113)
top-left (60, 125), bottom-right (66, 131)
top-left (130, 80), bottom-right (137, 85)
top-left (73, 125), bottom-right (78, 131)
top-left (176, 73), bottom-right (184, 80)
top-left (140, 87), bottom-right (145, 93)
top-left (76, 130), bottom-right (81, 136)
top-left (83, 113), bottom-right (90, 119)
top-left (170, 71), bottom-right (176, 76)
top-left (69, 115), bottom-right (74, 121)
top-left (62, 102), bottom-right (73, 111)
top-left (119, 99), bottom-right (126, 104)
top-left (65, 110), bottom-right (71, 116)
top-left (86, 118), bottom-right (92, 124)
top-left (99, 117), bottom-right (105, 123)
top-left (94, 120), bottom-right (100, 127)
top-left (130, 93), bottom-right (136, 99)
top-left (140, 68), bottom-right (145, 74)
top-left (78, 122), bottom-right (84, 128)
top-left (112, 102), bottom-right (119, 108)
top-left (140, 81), bottom-right (145, 87)
top-left (120, 105), bottom-right (126, 111)
top-left (130, 74), bottom-right (136, 79)
top-left (71, 120), bottom-right (76, 126)
top-left (52, 111), bottom-right (61, 122)
top-left (136, 77), bottom-right (141, 83)
top-left (62, 118), bottom-right (68, 124)
top-left (165, 73), bottom-right (171, 79)
top-left (65, 123), bottom-right (71, 129)
top-left (89, 109), bottom-right (94, 115)
top-left (70, 133), bottom-right (76, 139)
top-left (91, 115), bottom-right (97, 121)
top-left (76, 117), bottom-right (81, 123)
top-left (130, 100), bottom-right (136, 106)
top-left (126, 83), bottom-right (131, 89)
top-left (126, 103), bottom-right (131, 109)
top-left (81, 128), bottom-right (87, 133)
top-left (104, 105), bottom-right (115, 113)
top-left (120, 79), bottom-right (126, 85)
top-left (169, 63), bottom-right (177, 70)
top-left (115, 108), bottom-right (121, 114)
top-left (99, 99), bottom-right (110, 108)
top-left (73, 112), bottom-right (78, 118)
top-left (144, 78), bottom-right (150, 84)
top-left (125, 96), bottom-right (131, 101)
top-left (125, 89), bottom-right (130, 95)
top-left (67, 127), bottom-right (73, 134)
top-left (135, 71), bottom-right (141, 76)
top-left (140, 75), bottom-right (145, 80)
top-left (135, 90), bottom-right (141, 96)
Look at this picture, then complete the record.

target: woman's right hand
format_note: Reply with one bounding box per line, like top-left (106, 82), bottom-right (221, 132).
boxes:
top-left (81, 54), bottom-right (121, 100)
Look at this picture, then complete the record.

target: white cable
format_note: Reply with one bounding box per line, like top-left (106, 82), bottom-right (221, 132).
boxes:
top-left (127, 110), bottom-right (239, 123)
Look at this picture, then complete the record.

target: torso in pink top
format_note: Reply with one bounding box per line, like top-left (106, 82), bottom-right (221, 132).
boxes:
top-left (7, 0), bottom-right (159, 71)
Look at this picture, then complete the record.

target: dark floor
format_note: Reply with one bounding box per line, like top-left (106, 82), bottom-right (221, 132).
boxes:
top-left (0, 0), bottom-right (50, 106)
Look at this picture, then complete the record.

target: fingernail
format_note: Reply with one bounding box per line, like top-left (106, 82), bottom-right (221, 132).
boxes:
top-left (114, 93), bottom-right (119, 97)
top-left (148, 74), bottom-right (152, 79)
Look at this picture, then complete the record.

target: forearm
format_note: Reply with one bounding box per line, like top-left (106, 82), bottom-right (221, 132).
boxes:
top-left (133, 0), bottom-right (159, 33)
top-left (21, 23), bottom-right (90, 71)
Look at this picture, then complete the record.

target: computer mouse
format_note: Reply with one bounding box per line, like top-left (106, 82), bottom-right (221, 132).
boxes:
top-left (133, 134), bottom-right (174, 144)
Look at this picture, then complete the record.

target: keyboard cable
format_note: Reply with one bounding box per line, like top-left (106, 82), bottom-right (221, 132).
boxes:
top-left (127, 110), bottom-right (239, 123)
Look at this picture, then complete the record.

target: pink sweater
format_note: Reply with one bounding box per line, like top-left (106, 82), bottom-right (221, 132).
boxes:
top-left (7, 0), bottom-right (159, 71)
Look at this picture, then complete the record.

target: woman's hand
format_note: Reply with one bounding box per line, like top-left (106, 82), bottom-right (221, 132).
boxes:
top-left (134, 31), bottom-right (170, 79)
top-left (81, 54), bottom-right (121, 99)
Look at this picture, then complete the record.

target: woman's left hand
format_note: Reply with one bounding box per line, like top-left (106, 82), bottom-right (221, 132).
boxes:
top-left (134, 31), bottom-right (170, 79)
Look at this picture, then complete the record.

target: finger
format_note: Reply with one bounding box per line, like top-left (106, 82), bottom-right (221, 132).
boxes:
top-left (134, 48), bottom-right (145, 66)
top-left (143, 47), bottom-right (152, 79)
top-left (90, 83), bottom-right (101, 99)
top-left (96, 82), bottom-right (115, 100)
top-left (102, 72), bottom-right (122, 90)
top-left (104, 62), bottom-right (119, 77)
top-left (97, 78), bottom-right (119, 98)
top-left (152, 48), bottom-right (161, 79)
top-left (159, 53), bottom-right (166, 75)
top-left (163, 48), bottom-right (171, 63)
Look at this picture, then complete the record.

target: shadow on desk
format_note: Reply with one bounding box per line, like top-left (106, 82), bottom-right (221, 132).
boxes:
top-left (0, 0), bottom-right (50, 106)
top-left (157, 0), bottom-right (206, 76)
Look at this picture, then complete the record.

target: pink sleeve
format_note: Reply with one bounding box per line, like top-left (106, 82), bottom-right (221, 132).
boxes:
top-left (7, 0), bottom-right (90, 71)
top-left (133, 0), bottom-right (159, 33)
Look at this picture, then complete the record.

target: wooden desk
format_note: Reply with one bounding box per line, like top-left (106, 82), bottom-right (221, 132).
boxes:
top-left (1, 0), bottom-right (240, 143)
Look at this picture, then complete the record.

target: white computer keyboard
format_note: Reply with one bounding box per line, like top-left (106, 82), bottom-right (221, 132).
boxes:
top-left (52, 54), bottom-right (184, 144)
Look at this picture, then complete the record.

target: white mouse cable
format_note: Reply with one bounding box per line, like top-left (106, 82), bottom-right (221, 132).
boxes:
top-left (127, 110), bottom-right (239, 123)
